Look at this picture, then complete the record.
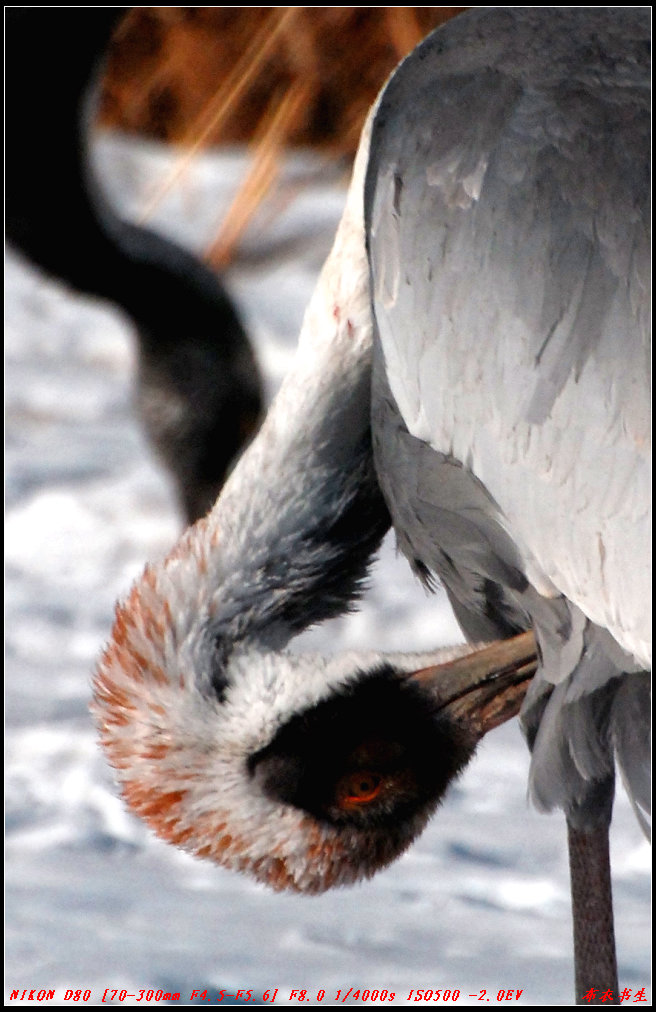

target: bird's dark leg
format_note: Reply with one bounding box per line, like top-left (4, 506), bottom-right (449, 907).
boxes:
top-left (567, 820), bottom-right (619, 1006)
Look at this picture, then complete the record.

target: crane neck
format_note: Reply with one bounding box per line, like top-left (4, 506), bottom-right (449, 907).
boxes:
top-left (151, 111), bottom-right (390, 679)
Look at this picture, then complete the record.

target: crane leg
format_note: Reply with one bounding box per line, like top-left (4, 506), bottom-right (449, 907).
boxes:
top-left (567, 820), bottom-right (619, 1006)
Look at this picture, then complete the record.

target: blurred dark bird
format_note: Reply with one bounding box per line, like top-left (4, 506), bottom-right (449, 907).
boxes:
top-left (5, 7), bottom-right (263, 522)
top-left (93, 9), bottom-right (650, 1002)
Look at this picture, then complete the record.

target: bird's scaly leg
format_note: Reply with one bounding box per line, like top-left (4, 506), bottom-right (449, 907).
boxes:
top-left (568, 821), bottom-right (619, 1006)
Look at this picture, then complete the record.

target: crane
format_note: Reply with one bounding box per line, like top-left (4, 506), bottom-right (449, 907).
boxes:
top-left (5, 8), bottom-right (263, 522)
top-left (93, 9), bottom-right (650, 1004)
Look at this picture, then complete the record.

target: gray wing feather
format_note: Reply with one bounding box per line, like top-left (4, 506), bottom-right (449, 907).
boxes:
top-left (366, 8), bottom-right (651, 823)
top-left (366, 7), bottom-right (650, 665)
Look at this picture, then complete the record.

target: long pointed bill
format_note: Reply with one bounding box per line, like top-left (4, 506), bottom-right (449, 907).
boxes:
top-left (407, 631), bottom-right (538, 741)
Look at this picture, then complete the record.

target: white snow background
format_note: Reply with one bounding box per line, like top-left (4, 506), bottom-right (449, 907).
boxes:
top-left (5, 133), bottom-right (651, 1006)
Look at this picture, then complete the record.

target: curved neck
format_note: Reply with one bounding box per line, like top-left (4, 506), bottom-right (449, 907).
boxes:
top-left (200, 126), bottom-right (390, 659)
top-left (211, 339), bottom-right (389, 657)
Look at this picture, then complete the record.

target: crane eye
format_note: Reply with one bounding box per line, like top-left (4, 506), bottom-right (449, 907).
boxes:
top-left (337, 771), bottom-right (383, 807)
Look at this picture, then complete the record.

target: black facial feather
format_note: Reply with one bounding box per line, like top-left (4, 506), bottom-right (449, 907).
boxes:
top-left (249, 665), bottom-right (478, 829)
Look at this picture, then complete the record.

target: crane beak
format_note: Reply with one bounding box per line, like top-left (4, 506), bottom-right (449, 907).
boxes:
top-left (407, 631), bottom-right (538, 741)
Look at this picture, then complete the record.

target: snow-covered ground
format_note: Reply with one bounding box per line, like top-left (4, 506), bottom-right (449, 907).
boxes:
top-left (5, 134), bottom-right (650, 1007)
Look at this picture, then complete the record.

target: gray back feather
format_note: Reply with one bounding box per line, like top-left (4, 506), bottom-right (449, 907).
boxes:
top-left (365, 8), bottom-right (650, 827)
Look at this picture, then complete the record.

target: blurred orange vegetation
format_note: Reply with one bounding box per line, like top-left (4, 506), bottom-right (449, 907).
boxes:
top-left (99, 7), bottom-right (466, 264)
